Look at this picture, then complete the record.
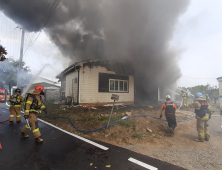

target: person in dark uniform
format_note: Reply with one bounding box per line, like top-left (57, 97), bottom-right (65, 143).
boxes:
top-left (159, 95), bottom-right (177, 134)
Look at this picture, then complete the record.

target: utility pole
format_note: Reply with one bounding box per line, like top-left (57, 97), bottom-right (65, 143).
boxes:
top-left (17, 28), bottom-right (25, 88)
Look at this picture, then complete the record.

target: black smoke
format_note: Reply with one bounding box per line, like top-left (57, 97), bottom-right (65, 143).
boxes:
top-left (0, 0), bottom-right (190, 99)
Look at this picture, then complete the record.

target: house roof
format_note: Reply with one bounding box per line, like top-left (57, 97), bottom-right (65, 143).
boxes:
top-left (56, 59), bottom-right (134, 79)
top-left (217, 76), bottom-right (222, 81)
top-left (21, 77), bottom-right (60, 88)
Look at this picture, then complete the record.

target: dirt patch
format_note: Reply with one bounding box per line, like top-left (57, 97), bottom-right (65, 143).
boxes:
top-left (40, 104), bottom-right (193, 146)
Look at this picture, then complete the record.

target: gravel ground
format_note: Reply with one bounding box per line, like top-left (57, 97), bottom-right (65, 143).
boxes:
top-left (121, 113), bottom-right (222, 170)
top-left (121, 144), bottom-right (222, 170)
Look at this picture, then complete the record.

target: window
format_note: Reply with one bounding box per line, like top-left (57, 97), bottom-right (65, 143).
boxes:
top-left (109, 79), bottom-right (128, 92)
top-left (0, 91), bottom-right (5, 95)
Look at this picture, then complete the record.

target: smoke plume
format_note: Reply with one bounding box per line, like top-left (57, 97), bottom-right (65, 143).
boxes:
top-left (0, 0), bottom-right (190, 97)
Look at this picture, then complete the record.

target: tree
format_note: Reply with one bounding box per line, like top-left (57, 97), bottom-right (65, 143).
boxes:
top-left (0, 45), bottom-right (7, 61)
top-left (0, 58), bottom-right (32, 91)
top-left (179, 84), bottom-right (219, 101)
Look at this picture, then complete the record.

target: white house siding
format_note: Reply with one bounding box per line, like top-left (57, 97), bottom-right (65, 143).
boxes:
top-left (65, 71), bottom-right (78, 103)
top-left (79, 66), bottom-right (134, 104)
top-left (218, 79), bottom-right (222, 108)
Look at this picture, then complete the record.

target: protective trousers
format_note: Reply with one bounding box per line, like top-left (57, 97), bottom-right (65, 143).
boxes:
top-left (197, 118), bottom-right (210, 140)
top-left (165, 114), bottom-right (177, 130)
top-left (9, 106), bottom-right (21, 122)
top-left (21, 112), bottom-right (41, 138)
top-left (183, 99), bottom-right (188, 107)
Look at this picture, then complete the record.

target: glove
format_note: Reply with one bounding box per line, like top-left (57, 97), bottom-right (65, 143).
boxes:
top-left (24, 115), bottom-right (29, 119)
top-left (159, 115), bottom-right (162, 119)
top-left (43, 108), bottom-right (47, 115)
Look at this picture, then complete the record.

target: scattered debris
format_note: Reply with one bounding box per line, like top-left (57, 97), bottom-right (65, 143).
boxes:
top-left (146, 128), bottom-right (153, 133)
top-left (148, 106), bottom-right (153, 109)
top-left (105, 134), bottom-right (109, 138)
top-left (91, 107), bottom-right (97, 110)
top-left (90, 163), bottom-right (93, 166)
top-left (104, 114), bottom-right (109, 117)
top-left (122, 116), bottom-right (128, 120)
top-left (125, 111), bottom-right (132, 117)
top-left (105, 165), bottom-right (111, 168)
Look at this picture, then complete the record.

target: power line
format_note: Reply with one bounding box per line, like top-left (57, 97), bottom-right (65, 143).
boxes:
top-left (23, 0), bottom-right (60, 56)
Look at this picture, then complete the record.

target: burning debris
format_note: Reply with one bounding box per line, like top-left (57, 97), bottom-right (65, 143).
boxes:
top-left (0, 0), bottom-right (190, 99)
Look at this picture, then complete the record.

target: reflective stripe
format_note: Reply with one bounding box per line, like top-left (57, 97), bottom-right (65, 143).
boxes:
top-left (198, 133), bottom-right (205, 137)
top-left (201, 115), bottom-right (209, 120)
top-left (30, 109), bottom-right (41, 114)
top-left (14, 105), bottom-right (21, 107)
top-left (38, 102), bottom-right (42, 105)
top-left (10, 115), bottom-right (14, 117)
top-left (205, 132), bottom-right (210, 135)
top-left (17, 100), bottom-right (20, 102)
top-left (25, 125), bottom-right (30, 129)
top-left (25, 110), bottom-right (30, 113)
top-left (41, 105), bottom-right (45, 109)
top-left (33, 128), bottom-right (39, 133)
top-left (17, 115), bottom-right (21, 117)
top-left (26, 101), bottom-right (32, 104)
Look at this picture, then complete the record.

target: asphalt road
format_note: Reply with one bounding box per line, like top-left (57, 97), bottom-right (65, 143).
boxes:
top-left (0, 102), bottom-right (185, 170)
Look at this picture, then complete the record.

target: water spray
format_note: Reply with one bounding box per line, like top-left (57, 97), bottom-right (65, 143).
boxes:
top-left (22, 64), bottom-right (49, 96)
top-left (177, 87), bottom-right (194, 97)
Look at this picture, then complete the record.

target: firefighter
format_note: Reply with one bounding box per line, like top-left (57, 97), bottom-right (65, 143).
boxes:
top-left (181, 90), bottom-right (188, 108)
top-left (21, 85), bottom-right (47, 143)
top-left (159, 95), bottom-right (177, 134)
top-left (189, 92), bottom-right (211, 142)
top-left (9, 88), bottom-right (23, 125)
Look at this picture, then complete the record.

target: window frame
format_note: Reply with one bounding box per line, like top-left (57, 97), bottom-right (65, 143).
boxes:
top-left (109, 79), bottom-right (129, 93)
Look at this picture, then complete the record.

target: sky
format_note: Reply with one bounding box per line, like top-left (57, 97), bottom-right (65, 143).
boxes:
top-left (0, 0), bottom-right (221, 88)
top-left (171, 0), bottom-right (222, 87)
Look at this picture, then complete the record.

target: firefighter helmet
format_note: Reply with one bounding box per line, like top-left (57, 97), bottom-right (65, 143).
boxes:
top-left (35, 85), bottom-right (44, 92)
top-left (195, 92), bottom-right (203, 98)
top-left (15, 88), bottom-right (21, 93)
top-left (166, 95), bottom-right (171, 100)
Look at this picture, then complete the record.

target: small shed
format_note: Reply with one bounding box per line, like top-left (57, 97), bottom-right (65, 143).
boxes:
top-left (56, 60), bottom-right (134, 106)
top-left (21, 77), bottom-right (60, 102)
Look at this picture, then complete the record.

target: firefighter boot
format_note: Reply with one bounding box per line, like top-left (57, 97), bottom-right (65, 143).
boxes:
top-left (205, 134), bottom-right (210, 141)
top-left (21, 132), bottom-right (29, 138)
top-left (35, 137), bottom-right (43, 143)
top-left (9, 121), bottom-right (14, 125)
top-left (195, 138), bottom-right (204, 142)
top-left (169, 127), bottom-right (174, 134)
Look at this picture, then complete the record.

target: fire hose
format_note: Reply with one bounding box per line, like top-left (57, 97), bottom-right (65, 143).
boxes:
top-left (0, 106), bottom-right (195, 133)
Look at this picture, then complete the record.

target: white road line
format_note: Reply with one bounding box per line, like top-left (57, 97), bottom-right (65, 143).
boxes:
top-left (2, 106), bottom-right (109, 150)
top-left (37, 118), bottom-right (109, 151)
top-left (128, 157), bottom-right (158, 170)
top-left (211, 115), bottom-right (221, 117)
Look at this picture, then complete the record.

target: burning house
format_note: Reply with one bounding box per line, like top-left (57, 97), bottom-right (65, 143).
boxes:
top-left (0, 0), bottom-right (189, 106)
top-left (56, 60), bottom-right (134, 106)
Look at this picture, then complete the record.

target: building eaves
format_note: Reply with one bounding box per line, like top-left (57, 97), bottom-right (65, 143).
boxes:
top-left (56, 59), bottom-right (134, 80)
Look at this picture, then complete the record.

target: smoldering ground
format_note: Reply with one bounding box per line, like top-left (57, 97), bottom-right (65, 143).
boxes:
top-left (0, 0), bottom-right (190, 99)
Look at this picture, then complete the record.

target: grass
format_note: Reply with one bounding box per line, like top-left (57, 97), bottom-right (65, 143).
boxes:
top-left (131, 133), bottom-right (143, 140)
top-left (111, 132), bottom-right (117, 138)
